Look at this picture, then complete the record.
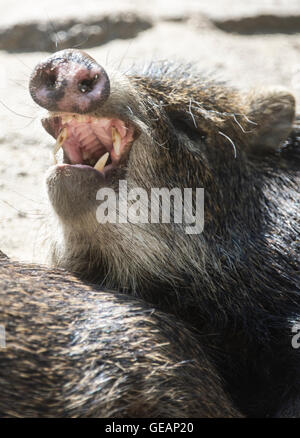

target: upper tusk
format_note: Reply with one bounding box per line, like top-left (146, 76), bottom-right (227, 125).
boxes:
top-left (112, 126), bottom-right (121, 156)
top-left (53, 127), bottom-right (68, 164)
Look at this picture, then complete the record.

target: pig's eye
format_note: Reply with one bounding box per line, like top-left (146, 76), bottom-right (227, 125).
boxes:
top-left (171, 116), bottom-right (207, 143)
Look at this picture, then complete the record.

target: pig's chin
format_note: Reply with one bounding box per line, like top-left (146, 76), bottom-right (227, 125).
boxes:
top-left (42, 112), bottom-right (135, 179)
top-left (45, 164), bottom-right (103, 221)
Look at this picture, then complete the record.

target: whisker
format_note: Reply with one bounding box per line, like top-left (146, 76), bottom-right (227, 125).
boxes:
top-left (188, 98), bottom-right (197, 128)
top-left (0, 100), bottom-right (35, 119)
top-left (219, 131), bottom-right (237, 159)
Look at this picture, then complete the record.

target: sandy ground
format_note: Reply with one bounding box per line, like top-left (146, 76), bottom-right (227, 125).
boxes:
top-left (1, 1), bottom-right (300, 262)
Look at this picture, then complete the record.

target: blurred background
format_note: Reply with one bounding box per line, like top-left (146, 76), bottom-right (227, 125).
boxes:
top-left (0, 0), bottom-right (300, 262)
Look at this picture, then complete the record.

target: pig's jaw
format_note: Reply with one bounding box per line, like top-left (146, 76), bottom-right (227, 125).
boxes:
top-left (42, 113), bottom-right (135, 177)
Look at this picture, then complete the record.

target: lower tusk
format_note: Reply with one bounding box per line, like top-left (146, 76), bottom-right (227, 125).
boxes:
top-left (94, 152), bottom-right (109, 172)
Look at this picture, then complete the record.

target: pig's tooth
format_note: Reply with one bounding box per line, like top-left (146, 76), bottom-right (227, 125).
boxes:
top-left (82, 150), bottom-right (90, 160)
top-left (112, 127), bottom-right (122, 156)
top-left (53, 128), bottom-right (68, 164)
top-left (77, 115), bottom-right (88, 123)
top-left (94, 152), bottom-right (109, 171)
top-left (57, 127), bottom-right (68, 145)
top-left (61, 115), bottom-right (72, 124)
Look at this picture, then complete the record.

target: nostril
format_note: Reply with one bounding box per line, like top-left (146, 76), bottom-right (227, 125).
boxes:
top-left (34, 68), bottom-right (59, 90)
top-left (46, 73), bottom-right (58, 89)
top-left (78, 75), bottom-right (99, 94)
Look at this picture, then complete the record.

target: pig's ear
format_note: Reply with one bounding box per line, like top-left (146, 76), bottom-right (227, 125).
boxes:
top-left (245, 87), bottom-right (295, 152)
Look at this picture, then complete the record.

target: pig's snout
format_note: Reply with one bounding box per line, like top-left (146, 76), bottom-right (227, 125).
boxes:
top-left (29, 49), bottom-right (110, 114)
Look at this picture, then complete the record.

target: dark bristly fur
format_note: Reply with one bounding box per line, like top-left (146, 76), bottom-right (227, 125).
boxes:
top-left (0, 256), bottom-right (241, 418)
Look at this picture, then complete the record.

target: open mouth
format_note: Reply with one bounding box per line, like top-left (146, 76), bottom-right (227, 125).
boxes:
top-left (42, 114), bottom-right (135, 176)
